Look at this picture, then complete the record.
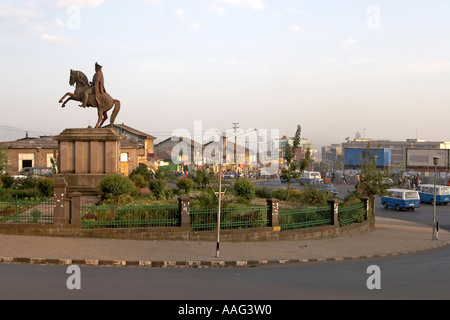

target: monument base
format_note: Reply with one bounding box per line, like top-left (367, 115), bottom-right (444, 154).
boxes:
top-left (62, 174), bottom-right (109, 195)
top-left (55, 128), bottom-right (122, 196)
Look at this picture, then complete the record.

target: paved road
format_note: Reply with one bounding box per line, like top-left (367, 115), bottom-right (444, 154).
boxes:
top-left (2, 245), bottom-right (450, 300)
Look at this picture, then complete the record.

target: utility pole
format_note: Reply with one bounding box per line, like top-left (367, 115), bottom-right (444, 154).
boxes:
top-left (233, 123), bottom-right (239, 178)
top-left (216, 134), bottom-right (226, 258)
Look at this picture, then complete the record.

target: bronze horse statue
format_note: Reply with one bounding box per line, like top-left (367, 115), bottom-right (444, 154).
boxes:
top-left (59, 69), bottom-right (121, 128)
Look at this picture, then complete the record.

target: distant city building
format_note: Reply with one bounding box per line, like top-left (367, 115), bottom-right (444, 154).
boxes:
top-left (344, 147), bottom-right (391, 169)
top-left (321, 144), bottom-right (343, 170)
top-left (342, 138), bottom-right (450, 169)
top-left (273, 136), bottom-right (313, 168)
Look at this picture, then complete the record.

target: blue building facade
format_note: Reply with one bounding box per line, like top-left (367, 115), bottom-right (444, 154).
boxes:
top-left (344, 148), bottom-right (391, 168)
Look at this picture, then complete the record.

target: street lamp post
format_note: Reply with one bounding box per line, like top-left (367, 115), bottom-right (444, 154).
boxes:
top-left (216, 162), bottom-right (222, 258)
top-left (432, 156), bottom-right (440, 240)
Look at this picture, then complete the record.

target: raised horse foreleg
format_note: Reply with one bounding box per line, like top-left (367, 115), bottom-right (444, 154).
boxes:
top-left (59, 92), bottom-right (75, 108)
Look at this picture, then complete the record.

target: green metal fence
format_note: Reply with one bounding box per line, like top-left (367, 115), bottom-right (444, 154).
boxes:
top-left (0, 199), bottom-right (54, 224)
top-left (279, 205), bottom-right (332, 230)
top-left (338, 202), bottom-right (365, 226)
top-left (0, 198), bottom-right (366, 231)
top-left (190, 206), bottom-right (268, 231)
top-left (81, 203), bottom-right (179, 229)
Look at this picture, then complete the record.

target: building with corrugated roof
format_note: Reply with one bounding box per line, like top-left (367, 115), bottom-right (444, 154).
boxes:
top-left (0, 134), bottom-right (58, 175)
top-left (1, 125), bottom-right (156, 176)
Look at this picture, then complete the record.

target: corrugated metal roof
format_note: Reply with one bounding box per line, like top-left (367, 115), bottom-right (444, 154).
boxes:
top-left (110, 123), bottom-right (156, 140)
top-left (0, 136), bottom-right (58, 149)
top-left (0, 135), bottom-right (142, 149)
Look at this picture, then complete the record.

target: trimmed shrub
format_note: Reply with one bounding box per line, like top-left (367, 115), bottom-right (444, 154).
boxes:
top-left (255, 186), bottom-right (273, 199)
top-left (272, 188), bottom-right (302, 202)
top-left (233, 178), bottom-right (255, 200)
top-left (99, 175), bottom-right (135, 198)
top-left (176, 177), bottom-right (194, 195)
top-left (299, 185), bottom-right (332, 206)
top-left (0, 188), bottom-right (12, 200)
top-left (20, 176), bottom-right (38, 189)
top-left (272, 188), bottom-right (288, 201)
top-left (148, 178), bottom-right (167, 200)
top-left (130, 173), bottom-right (148, 188)
top-left (37, 178), bottom-right (54, 197)
top-left (1, 175), bottom-right (14, 189)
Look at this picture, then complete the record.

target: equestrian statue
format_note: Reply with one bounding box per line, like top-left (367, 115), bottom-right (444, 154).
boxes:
top-left (58, 62), bottom-right (121, 128)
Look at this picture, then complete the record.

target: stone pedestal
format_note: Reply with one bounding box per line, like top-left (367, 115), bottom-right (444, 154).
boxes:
top-left (54, 128), bottom-right (122, 194)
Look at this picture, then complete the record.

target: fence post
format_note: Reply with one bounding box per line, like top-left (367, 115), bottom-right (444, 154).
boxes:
top-left (360, 197), bottom-right (369, 220)
top-left (327, 199), bottom-right (339, 226)
top-left (53, 177), bottom-right (68, 226)
top-left (266, 198), bottom-right (279, 229)
top-left (178, 197), bottom-right (191, 229)
top-left (70, 192), bottom-right (82, 228)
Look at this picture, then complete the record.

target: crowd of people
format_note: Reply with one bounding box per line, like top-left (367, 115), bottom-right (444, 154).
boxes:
top-left (397, 175), bottom-right (421, 190)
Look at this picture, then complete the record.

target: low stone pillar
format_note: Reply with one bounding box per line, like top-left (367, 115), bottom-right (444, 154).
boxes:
top-left (327, 199), bottom-right (339, 226)
top-left (361, 197), bottom-right (369, 220)
top-left (53, 177), bottom-right (68, 226)
top-left (178, 197), bottom-right (191, 229)
top-left (70, 192), bottom-right (82, 228)
top-left (266, 198), bottom-right (279, 229)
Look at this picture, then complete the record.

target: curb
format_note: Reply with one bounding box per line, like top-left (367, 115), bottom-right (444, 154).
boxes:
top-left (1, 240), bottom-right (449, 268)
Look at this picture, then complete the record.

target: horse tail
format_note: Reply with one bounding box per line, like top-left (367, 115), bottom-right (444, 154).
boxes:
top-left (109, 100), bottom-right (121, 128)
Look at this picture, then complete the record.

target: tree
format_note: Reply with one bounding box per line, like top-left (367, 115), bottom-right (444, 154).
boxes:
top-left (0, 146), bottom-right (8, 174)
top-left (50, 148), bottom-right (59, 174)
top-left (358, 143), bottom-right (389, 218)
top-left (280, 125), bottom-right (302, 200)
top-left (129, 163), bottom-right (153, 182)
top-left (300, 147), bottom-right (312, 172)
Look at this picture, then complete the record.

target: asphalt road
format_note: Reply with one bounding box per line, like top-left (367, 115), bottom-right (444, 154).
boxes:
top-left (1, 245), bottom-right (449, 300)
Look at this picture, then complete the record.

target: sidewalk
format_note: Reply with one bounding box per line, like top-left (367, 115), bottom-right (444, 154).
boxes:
top-left (0, 217), bottom-right (449, 268)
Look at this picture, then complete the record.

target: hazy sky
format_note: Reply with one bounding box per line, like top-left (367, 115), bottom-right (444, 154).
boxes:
top-left (1, 0), bottom-right (449, 147)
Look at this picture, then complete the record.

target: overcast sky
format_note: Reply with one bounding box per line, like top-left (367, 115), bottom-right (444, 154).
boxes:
top-left (1, 0), bottom-right (449, 147)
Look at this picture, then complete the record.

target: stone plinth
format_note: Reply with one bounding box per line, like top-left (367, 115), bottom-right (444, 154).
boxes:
top-left (54, 128), bottom-right (122, 194)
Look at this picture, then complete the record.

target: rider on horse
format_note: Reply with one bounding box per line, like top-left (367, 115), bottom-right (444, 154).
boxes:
top-left (80, 62), bottom-right (107, 108)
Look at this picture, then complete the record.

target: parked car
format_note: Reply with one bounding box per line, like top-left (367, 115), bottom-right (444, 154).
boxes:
top-left (223, 172), bottom-right (235, 179)
top-left (299, 171), bottom-right (323, 185)
top-left (280, 176), bottom-right (295, 183)
top-left (12, 167), bottom-right (54, 180)
top-left (318, 183), bottom-right (338, 196)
